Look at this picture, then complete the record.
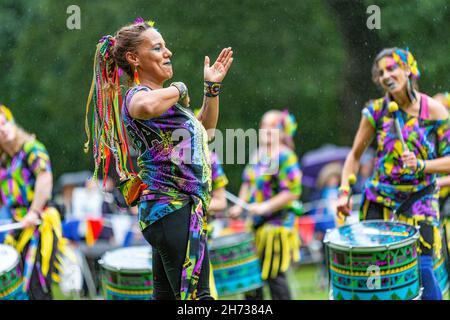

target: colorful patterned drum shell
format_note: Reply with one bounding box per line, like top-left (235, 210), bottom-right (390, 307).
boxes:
top-left (0, 244), bottom-right (27, 300)
top-left (324, 220), bottom-right (421, 300)
top-left (99, 246), bottom-right (153, 300)
top-left (209, 232), bottom-right (262, 296)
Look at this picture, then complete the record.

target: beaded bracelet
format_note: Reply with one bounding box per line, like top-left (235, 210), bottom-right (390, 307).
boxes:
top-left (416, 159), bottom-right (426, 174)
top-left (204, 81), bottom-right (221, 97)
top-left (338, 186), bottom-right (350, 197)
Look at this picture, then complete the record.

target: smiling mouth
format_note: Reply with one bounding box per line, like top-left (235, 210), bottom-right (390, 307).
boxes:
top-left (163, 61), bottom-right (172, 66)
top-left (385, 79), bottom-right (396, 90)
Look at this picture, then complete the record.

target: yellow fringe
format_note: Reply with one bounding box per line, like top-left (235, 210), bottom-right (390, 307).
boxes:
top-left (209, 262), bottom-right (218, 300)
top-left (255, 224), bottom-right (301, 280)
top-left (4, 207), bottom-right (76, 278)
top-left (397, 214), bottom-right (442, 259)
top-left (271, 234), bottom-right (281, 279)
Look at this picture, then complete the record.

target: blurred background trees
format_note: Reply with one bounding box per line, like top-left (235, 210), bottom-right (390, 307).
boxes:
top-left (1, 0), bottom-right (449, 193)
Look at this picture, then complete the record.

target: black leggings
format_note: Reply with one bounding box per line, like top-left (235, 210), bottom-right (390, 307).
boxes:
top-left (142, 204), bottom-right (212, 300)
top-left (245, 272), bottom-right (292, 300)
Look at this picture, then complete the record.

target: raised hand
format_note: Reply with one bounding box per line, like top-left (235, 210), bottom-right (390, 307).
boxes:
top-left (204, 47), bottom-right (234, 83)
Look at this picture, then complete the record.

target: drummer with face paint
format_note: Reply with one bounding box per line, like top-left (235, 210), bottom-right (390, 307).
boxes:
top-left (337, 48), bottom-right (450, 300)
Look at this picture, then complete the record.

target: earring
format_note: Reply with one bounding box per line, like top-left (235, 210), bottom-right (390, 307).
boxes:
top-left (134, 66), bottom-right (140, 85)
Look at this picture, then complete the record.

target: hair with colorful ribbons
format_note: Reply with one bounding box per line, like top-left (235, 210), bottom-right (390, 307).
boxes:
top-left (279, 109), bottom-right (297, 139)
top-left (391, 48), bottom-right (420, 80)
top-left (0, 104), bottom-right (14, 123)
top-left (84, 18), bottom-right (156, 183)
top-left (372, 47), bottom-right (421, 102)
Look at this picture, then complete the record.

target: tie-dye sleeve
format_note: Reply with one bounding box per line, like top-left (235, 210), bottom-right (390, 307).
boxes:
top-left (24, 140), bottom-right (52, 177)
top-left (436, 118), bottom-right (450, 157)
top-left (277, 149), bottom-right (302, 197)
top-left (362, 99), bottom-right (385, 129)
top-left (210, 152), bottom-right (229, 190)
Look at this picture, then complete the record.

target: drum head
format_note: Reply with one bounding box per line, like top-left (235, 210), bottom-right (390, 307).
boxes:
top-left (210, 232), bottom-right (253, 250)
top-left (0, 244), bottom-right (19, 275)
top-left (324, 220), bottom-right (419, 252)
top-left (99, 246), bottom-right (152, 273)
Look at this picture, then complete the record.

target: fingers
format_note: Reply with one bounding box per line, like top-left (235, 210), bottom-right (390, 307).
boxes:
top-left (216, 47), bottom-right (230, 63)
top-left (204, 56), bottom-right (210, 68)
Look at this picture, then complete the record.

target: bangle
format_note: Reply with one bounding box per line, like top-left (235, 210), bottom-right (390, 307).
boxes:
top-left (338, 186), bottom-right (350, 197)
top-left (416, 159), bottom-right (426, 174)
top-left (204, 81), bottom-right (221, 97)
top-left (170, 82), bottom-right (188, 101)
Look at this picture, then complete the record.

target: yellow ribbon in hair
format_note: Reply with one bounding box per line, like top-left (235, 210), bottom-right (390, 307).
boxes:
top-left (0, 104), bottom-right (14, 123)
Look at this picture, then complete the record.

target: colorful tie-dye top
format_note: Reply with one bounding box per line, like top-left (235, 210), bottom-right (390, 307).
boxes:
top-left (0, 139), bottom-right (52, 221)
top-left (242, 146), bottom-right (302, 227)
top-left (362, 94), bottom-right (450, 211)
top-left (210, 151), bottom-right (228, 191)
top-left (439, 92), bottom-right (450, 199)
top-left (122, 85), bottom-right (212, 230)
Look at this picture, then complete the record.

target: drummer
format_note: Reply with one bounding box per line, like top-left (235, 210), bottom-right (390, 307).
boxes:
top-left (229, 109), bottom-right (302, 300)
top-left (337, 48), bottom-right (450, 300)
top-left (0, 104), bottom-right (70, 299)
top-left (434, 92), bottom-right (450, 265)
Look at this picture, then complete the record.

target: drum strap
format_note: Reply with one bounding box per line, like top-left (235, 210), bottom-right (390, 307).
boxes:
top-left (395, 184), bottom-right (436, 216)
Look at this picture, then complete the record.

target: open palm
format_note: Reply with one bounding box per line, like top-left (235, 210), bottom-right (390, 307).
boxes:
top-left (204, 47), bottom-right (234, 83)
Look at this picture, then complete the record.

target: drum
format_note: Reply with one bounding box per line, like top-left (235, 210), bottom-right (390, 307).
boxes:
top-left (99, 246), bottom-right (153, 300)
top-left (324, 220), bottom-right (421, 300)
top-left (209, 232), bottom-right (262, 297)
top-left (0, 244), bottom-right (27, 300)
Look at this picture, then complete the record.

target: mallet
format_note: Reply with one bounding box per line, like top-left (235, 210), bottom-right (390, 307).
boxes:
top-left (337, 174), bottom-right (357, 226)
top-left (388, 101), bottom-right (408, 152)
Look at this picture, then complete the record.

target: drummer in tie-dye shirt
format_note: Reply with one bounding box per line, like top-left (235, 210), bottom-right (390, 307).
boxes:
top-left (0, 105), bottom-right (68, 300)
top-left (337, 48), bottom-right (450, 300)
top-left (433, 92), bottom-right (450, 262)
top-left (230, 109), bottom-right (302, 300)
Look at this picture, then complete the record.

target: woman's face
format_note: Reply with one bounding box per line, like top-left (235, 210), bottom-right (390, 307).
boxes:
top-left (0, 114), bottom-right (16, 144)
top-left (259, 112), bottom-right (281, 146)
top-left (377, 56), bottom-right (410, 95)
top-left (136, 28), bottom-right (173, 84)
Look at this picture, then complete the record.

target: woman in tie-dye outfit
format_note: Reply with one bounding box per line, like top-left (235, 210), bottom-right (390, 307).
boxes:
top-left (337, 48), bottom-right (450, 300)
top-left (85, 19), bottom-right (233, 300)
top-left (230, 110), bottom-right (302, 300)
top-left (0, 105), bottom-right (68, 300)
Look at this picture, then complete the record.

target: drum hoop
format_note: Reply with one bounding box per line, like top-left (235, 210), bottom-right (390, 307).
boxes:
top-left (99, 246), bottom-right (152, 274)
top-left (209, 232), bottom-right (254, 250)
top-left (0, 245), bottom-right (20, 277)
top-left (324, 220), bottom-right (420, 252)
top-left (99, 261), bottom-right (152, 274)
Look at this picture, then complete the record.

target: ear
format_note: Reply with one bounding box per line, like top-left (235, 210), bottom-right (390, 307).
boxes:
top-left (125, 51), bottom-right (140, 68)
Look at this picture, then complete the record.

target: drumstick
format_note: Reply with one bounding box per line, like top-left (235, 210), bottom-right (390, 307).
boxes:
top-left (337, 174), bottom-right (357, 226)
top-left (0, 219), bottom-right (42, 233)
top-left (225, 190), bottom-right (252, 212)
top-left (388, 102), bottom-right (409, 164)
